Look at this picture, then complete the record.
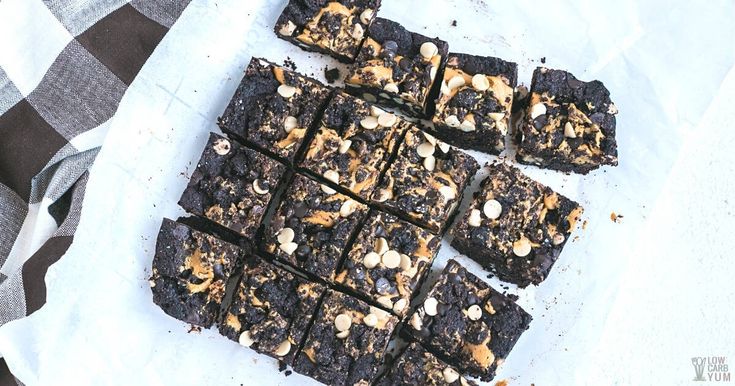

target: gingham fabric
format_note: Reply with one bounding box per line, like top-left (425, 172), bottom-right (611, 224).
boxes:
top-left (0, 1), bottom-right (191, 382)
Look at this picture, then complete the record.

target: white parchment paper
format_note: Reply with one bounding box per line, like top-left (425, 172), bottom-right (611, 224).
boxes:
top-left (2, 0), bottom-right (734, 385)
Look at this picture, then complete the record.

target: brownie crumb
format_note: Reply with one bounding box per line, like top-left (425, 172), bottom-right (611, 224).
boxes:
top-left (508, 294), bottom-right (520, 301)
top-left (278, 361), bottom-right (287, 372)
top-left (540, 57), bottom-right (546, 63)
top-left (283, 57), bottom-right (297, 71)
top-left (285, 370), bottom-right (292, 377)
top-left (324, 67), bottom-right (340, 84)
top-left (451, 20), bottom-right (458, 27)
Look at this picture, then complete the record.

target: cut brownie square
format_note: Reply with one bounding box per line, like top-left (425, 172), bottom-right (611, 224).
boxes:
top-left (345, 17), bottom-right (449, 117)
top-left (274, 0), bottom-right (381, 62)
top-left (432, 53), bottom-right (518, 155)
top-left (262, 173), bottom-right (368, 282)
top-left (335, 210), bottom-right (440, 316)
top-left (405, 259), bottom-right (532, 381)
top-left (293, 289), bottom-right (398, 385)
top-left (372, 127), bottom-right (479, 233)
top-left (376, 342), bottom-right (476, 386)
top-left (178, 133), bottom-right (286, 240)
top-left (451, 162), bottom-right (583, 287)
top-left (150, 218), bottom-right (240, 328)
top-left (515, 67), bottom-right (619, 174)
top-left (219, 254), bottom-right (326, 363)
top-left (300, 92), bottom-right (410, 200)
top-left (218, 57), bottom-right (332, 163)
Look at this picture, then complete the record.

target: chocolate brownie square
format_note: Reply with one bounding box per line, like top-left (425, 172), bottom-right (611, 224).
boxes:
top-left (376, 342), bottom-right (476, 386)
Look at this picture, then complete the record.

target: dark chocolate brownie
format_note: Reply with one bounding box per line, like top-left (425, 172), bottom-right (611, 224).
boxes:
top-left (335, 210), bottom-right (440, 316)
top-left (515, 67), bottom-right (619, 174)
top-left (376, 342), bottom-right (477, 386)
top-left (432, 53), bottom-right (518, 154)
top-left (178, 133), bottom-right (286, 240)
top-left (405, 259), bottom-right (532, 381)
top-left (218, 57), bottom-right (332, 163)
top-left (219, 254), bottom-right (326, 363)
top-left (344, 17), bottom-right (449, 117)
top-left (293, 289), bottom-right (398, 385)
top-left (451, 162), bottom-right (584, 287)
top-left (150, 218), bottom-right (240, 328)
top-left (300, 92), bottom-right (410, 200)
top-left (275, 0), bottom-right (381, 62)
top-left (372, 127), bottom-right (479, 233)
top-left (262, 173), bottom-right (368, 282)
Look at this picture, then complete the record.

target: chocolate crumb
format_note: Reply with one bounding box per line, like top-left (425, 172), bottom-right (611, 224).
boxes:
top-left (540, 57), bottom-right (546, 63)
top-left (324, 67), bottom-right (340, 84)
top-left (451, 20), bottom-right (458, 27)
top-left (278, 361), bottom-right (287, 372)
top-left (507, 294), bottom-right (519, 301)
top-left (285, 370), bottom-right (292, 377)
top-left (283, 57), bottom-right (297, 71)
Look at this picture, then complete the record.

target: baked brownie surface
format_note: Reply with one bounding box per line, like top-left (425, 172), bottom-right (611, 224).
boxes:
top-left (275, 0), bottom-right (381, 62)
top-left (300, 92), bottom-right (409, 200)
top-left (432, 53), bottom-right (518, 155)
top-left (150, 218), bottom-right (239, 328)
top-left (218, 57), bottom-right (331, 162)
top-left (219, 254), bottom-right (326, 363)
top-left (335, 210), bottom-right (440, 316)
top-left (451, 162), bottom-right (583, 287)
top-left (293, 289), bottom-right (398, 386)
top-left (516, 67), bottom-right (618, 174)
top-left (345, 17), bottom-right (449, 116)
top-left (178, 133), bottom-right (286, 240)
top-left (372, 127), bottom-right (479, 233)
top-left (406, 259), bottom-right (532, 381)
top-left (376, 342), bottom-right (476, 386)
top-left (262, 173), bottom-right (368, 282)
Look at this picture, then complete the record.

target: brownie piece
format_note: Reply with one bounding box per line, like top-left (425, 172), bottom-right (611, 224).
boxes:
top-left (376, 343), bottom-right (476, 386)
top-left (345, 17), bottom-right (449, 117)
top-left (219, 254), bottom-right (326, 363)
top-left (262, 173), bottom-right (368, 282)
top-left (275, 0), bottom-right (381, 62)
top-left (178, 133), bottom-right (286, 240)
top-left (405, 259), bottom-right (532, 381)
top-left (218, 57), bottom-right (332, 162)
top-left (300, 92), bottom-right (410, 200)
top-left (432, 53), bottom-right (518, 154)
top-left (335, 211), bottom-right (440, 316)
top-left (451, 162), bottom-right (583, 287)
top-left (515, 67), bottom-right (619, 174)
top-left (293, 289), bottom-right (398, 385)
top-left (150, 218), bottom-right (239, 328)
top-left (372, 127), bottom-right (479, 233)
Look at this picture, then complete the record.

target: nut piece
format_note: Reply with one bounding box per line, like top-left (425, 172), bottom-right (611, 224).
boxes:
top-left (447, 75), bottom-right (466, 90)
top-left (371, 106), bottom-right (386, 116)
top-left (274, 340), bottom-right (291, 357)
top-left (339, 139), bottom-right (352, 154)
top-left (360, 116), bottom-right (379, 129)
top-left (467, 304), bottom-right (482, 321)
top-left (374, 237), bottom-right (389, 256)
top-left (284, 116), bottom-right (298, 133)
top-left (437, 141), bottom-right (450, 154)
top-left (420, 42), bottom-right (439, 59)
top-left (238, 331), bottom-right (255, 347)
top-left (513, 237), bottom-right (532, 257)
top-left (552, 233), bottom-right (566, 245)
top-left (530, 103), bottom-right (547, 119)
top-left (410, 313), bottom-right (423, 330)
top-left (362, 313), bottom-right (378, 327)
top-left (382, 250), bottom-right (401, 269)
top-left (363, 252), bottom-right (381, 269)
top-left (483, 199), bottom-right (502, 219)
top-left (471, 74), bottom-right (490, 91)
top-left (467, 209), bottom-right (482, 227)
top-left (377, 113), bottom-right (397, 127)
top-left (423, 155), bottom-right (436, 171)
top-left (423, 297), bottom-right (439, 316)
top-left (340, 199), bottom-right (358, 218)
top-left (377, 295), bottom-right (393, 309)
top-left (277, 228), bottom-right (295, 244)
top-left (383, 83), bottom-right (400, 94)
top-left (360, 9), bottom-right (374, 24)
top-left (416, 142), bottom-right (435, 158)
top-left (334, 313), bottom-right (352, 332)
top-left (279, 20), bottom-right (296, 36)
top-left (488, 112), bottom-right (505, 121)
top-left (212, 138), bottom-right (231, 155)
top-left (321, 184), bottom-right (336, 195)
top-left (351, 23), bottom-right (364, 40)
top-left (280, 242), bottom-right (298, 255)
top-left (564, 122), bottom-right (577, 138)
top-left (443, 367), bottom-right (460, 383)
top-left (277, 84), bottom-right (297, 99)
top-left (445, 115), bottom-right (461, 128)
top-left (459, 119), bottom-right (476, 132)
top-left (252, 179), bottom-right (269, 195)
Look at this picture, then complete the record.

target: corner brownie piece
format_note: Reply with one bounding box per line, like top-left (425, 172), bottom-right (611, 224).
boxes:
top-left (300, 92), bottom-right (409, 200)
top-left (275, 0), bottom-right (381, 62)
top-left (218, 57), bottom-right (332, 162)
top-left (432, 53), bottom-right (517, 154)
top-left (335, 211), bottom-right (440, 316)
top-left (219, 254), bottom-right (326, 363)
top-left (345, 17), bottom-right (449, 117)
top-left (372, 127), bottom-right (479, 233)
top-left (376, 343), bottom-right (476, 386)
top-left (178, 133), bottom-right (286, 240)
top-left (405, 259), bottom-right (532, 381)
top-left (293, 289), bottom-right (398, 385)
top-left (451, 162), bottom-right (583, 287)
top-left (515, 67), bottom-right (619, 174)
top-left (150, 218), bottom-right (239, 328)
top-left (262, 173), bottom-right (368, 282)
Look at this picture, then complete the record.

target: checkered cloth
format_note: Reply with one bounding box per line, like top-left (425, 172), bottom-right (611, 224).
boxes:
top-left (0, 1), bottom-right (191, 382)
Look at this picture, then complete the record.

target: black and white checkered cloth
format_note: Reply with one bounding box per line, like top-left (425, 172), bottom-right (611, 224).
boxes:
top-left (0, 1), bottom-right (191, 383)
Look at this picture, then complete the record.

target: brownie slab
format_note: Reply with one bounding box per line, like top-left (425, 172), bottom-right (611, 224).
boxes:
top-left (218, 57), bottom-right (332, 163)
top-left (451, 162), bottom-right (583, 287)
top-left (432, 53), bottom-right (518, 154)
top-left (150, 218), bottom-right (240, 328)
top-left (300, 92), bottom-right (410, 200)
top-left (293, 289), bottom-right (398, 385)
top-left (376, 342), bottom-right (476, 386)
top-left (262, 173), bottom-right (368, 282)
top-left (219, 254), bottom-right (326, 363)
top-left (345, 17), bottom-right (449, 117)
top-left (515, 67), bottom-right (619, 174)
top-left (405, 259), bottom-right (532, 381)
top-left (372, 127), bottom-right (479, 233)
top-left (178, 133), bottom-right (286, 240)
top-left (275, 0), bottom-right (381, 62)
top-left (335, 210), bottom-right (440, 316)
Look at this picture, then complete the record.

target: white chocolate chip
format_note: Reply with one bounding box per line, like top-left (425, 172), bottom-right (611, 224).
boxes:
top-left (423, 155), bottom-right (436, 171)
top-left (447, 75), bottom-right (466, 90)
top-left (378, 113), bottom-right (397, 127)
top-left (410, 313), bottom-right (423, 330)
top-left (360, 9), bottom-right (374, 24)
top-left (488, 112), bottom-right (505, 121)
top-left (278, 84), bottom-right (297, 99)
top-left (440, 81), bottom-right (451, 95)
top-left (513, 237), bottom-right (532, 257)
top-left (238, 330), bottom-right (255, 347)
top-left (212, 138), bottom-right (231, 155)
top-left (423, 297), bottom-right (438, 316)
top-left (382, 250), bottom-right (401, 269)
top-left (362, 313), bottom-right (378, 327)
top-left (416, 142), bottom-right (435, 158)
top-left (564, 122), bottom-right (576, 138)
top-left (496, 119), bottom-right (508, 135)
top-left (437, 141), bottom-right (450, 153)
top-left (530, 103), bottom-right (547, 119)
top-left (377, 296), bottom-right (393, 309)
top-left (467, 209), bottom-right (482, 227)
top-left (374, 188), bottom-right (392, 203)
top-left (279, 20), bottom-right (296, 36)
top-left (553, 233), bottom-right (566, 245)
top-left (363, 252), bottom-right (381, 269)
top-left (279, 242), bottom-right (298, 255)
top-left (360, 116), bottom-right (379, 129)
top-left (277, 228), bottom-right (295, 244)
top-left (471, 74), bottom-right (490, 91)
top-left (351, 23), bottom-right (364, 40)
top-left (429, 66), bottom-right (437, 80)
top-left (252, 179), bottom-right (269, 195)
top-left (445, 115), bottom-right (461, 128)
top-left (336, 330), bottom-right (350, 339)
top-left (459, 119), bottom-right (476, 132)
top-left (439, 185), bottom-right (456, 202)
top-left (370, 106), bottom-right (386, 117)
top-left (334, 313), bottom-right (352, 331)
top-left (393, 298), bottom-right (408, 314)
top-left (321, 184), bottom-right (336, 195)
top-left (420, 42), bottom-right (439, 59)
top-left (399, 254), bottom-right (412, 271)
top-left (324, 170), bottom-right (340, 184)
top-left (443, 367), bottom-right (460, 383)
top-left (423, 131), bottom-right (437, 145)
top-left (340, 199), bottom-right (358, 218)
top-left (274, 340), bottom-right (291, 357)
top-left (483, 199), bottom-right (502, 219)
top-left (284, 116), bottom-right (298, 133)
top-left (374, 237), bottom-right (389, 256)
top-left (339, 139), bottom-right (352, 154)
top-left (467, 304), bottom-right (482, 321)
top-left (383, 83), bottom-right (399, 94)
